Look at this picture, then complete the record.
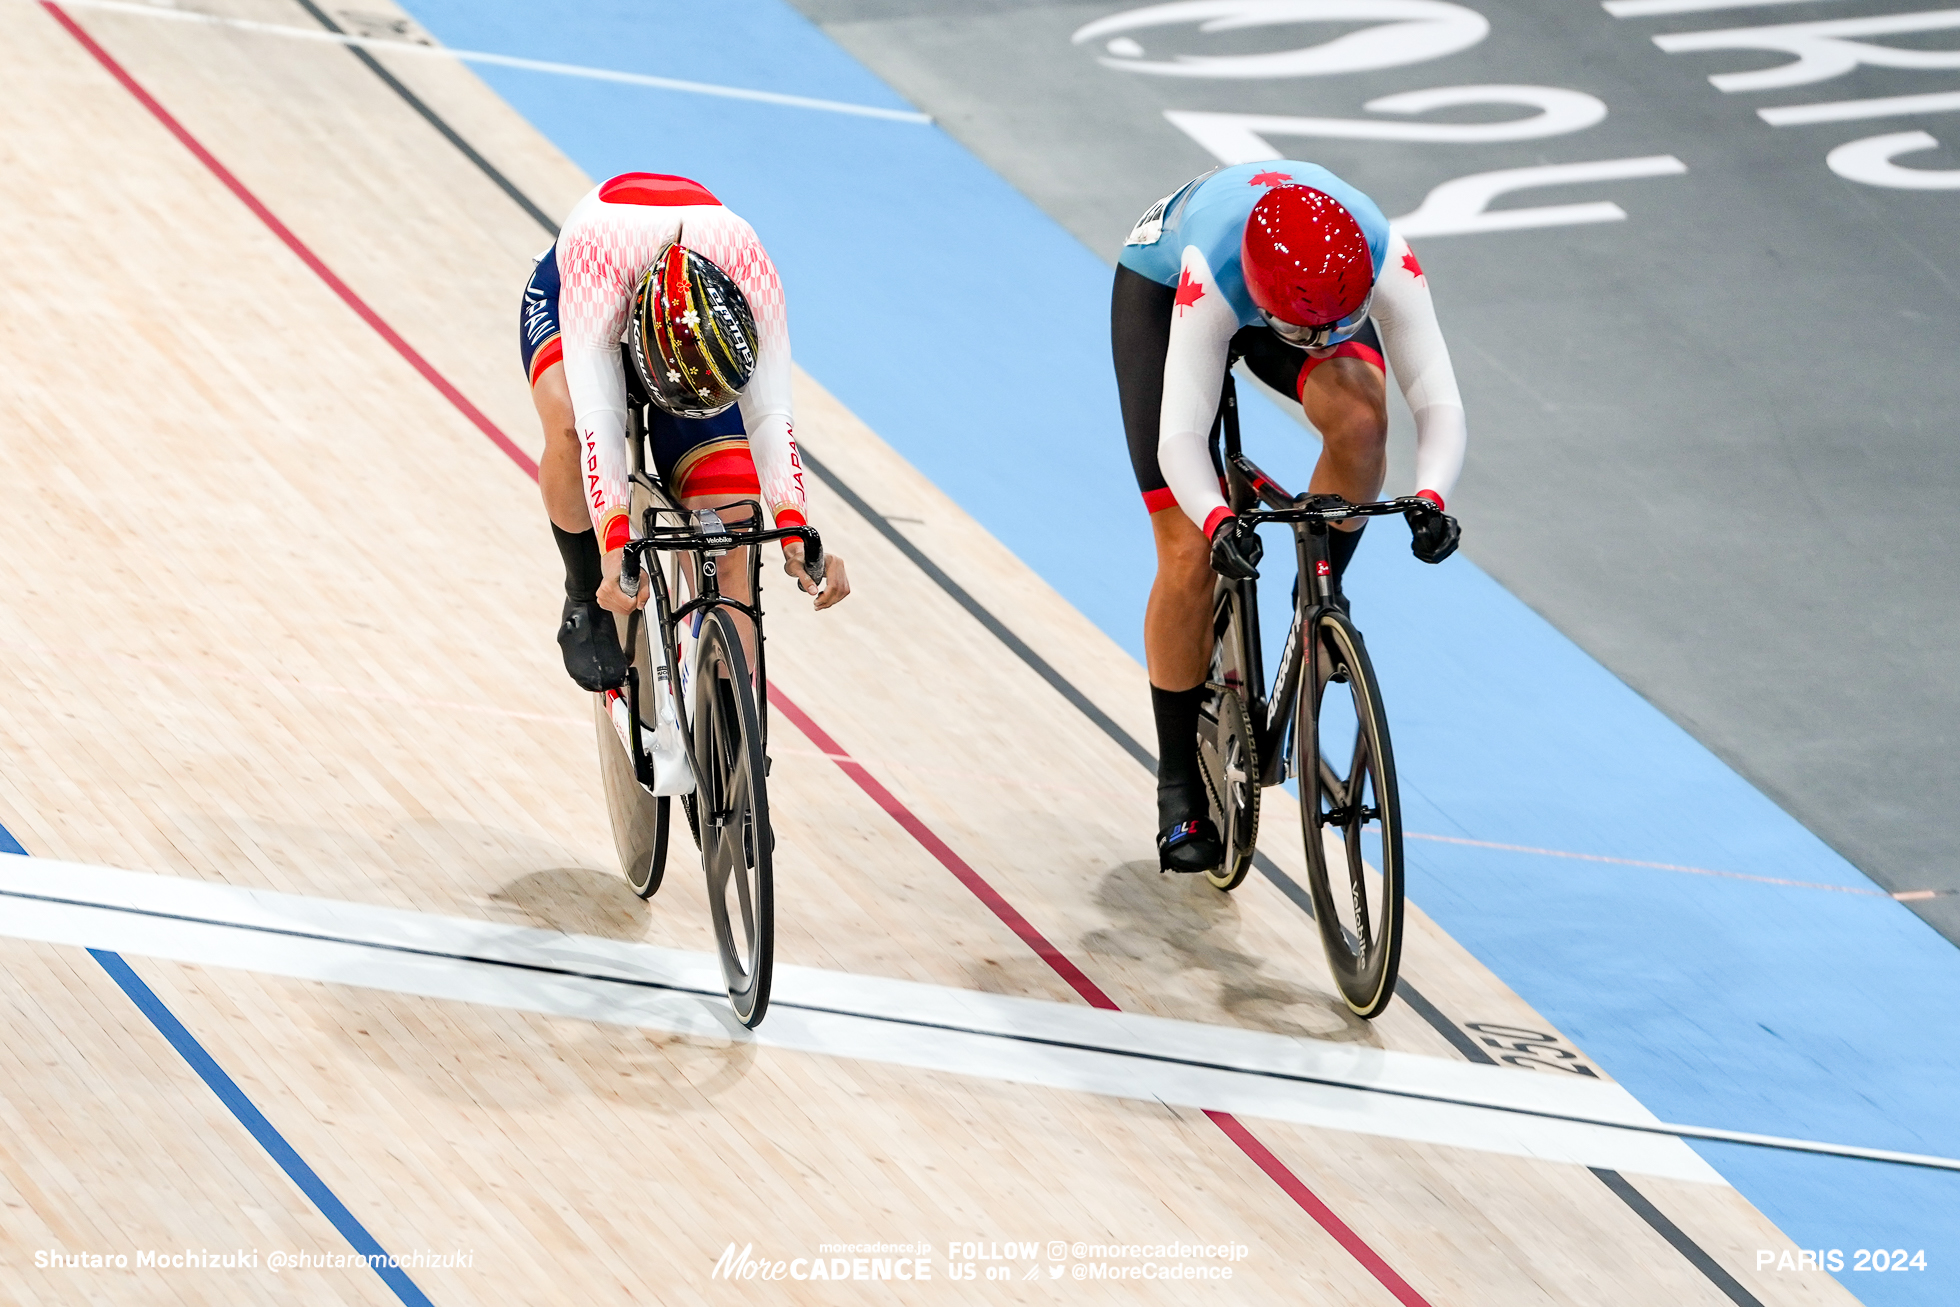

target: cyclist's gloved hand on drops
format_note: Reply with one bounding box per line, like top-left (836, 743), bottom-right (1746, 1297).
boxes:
top-left (1407, 491), bottom-right (1461, 565)
top-left (783, 539), bottom-right (851, 612)
top-left (1208, 515), bottom-right (1263, 581)
top-left (597, 546), bottom-right (652, 615)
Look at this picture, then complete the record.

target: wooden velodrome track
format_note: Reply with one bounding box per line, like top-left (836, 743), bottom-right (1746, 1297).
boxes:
top-left (0, 1), bottom-right (1869, 1303)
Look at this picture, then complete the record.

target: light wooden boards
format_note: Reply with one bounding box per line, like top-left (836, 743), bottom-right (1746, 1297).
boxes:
top-left (0, 2), bottom-right (1860, 1303)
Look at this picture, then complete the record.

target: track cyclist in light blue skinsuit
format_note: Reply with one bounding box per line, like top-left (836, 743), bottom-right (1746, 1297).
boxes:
top-left (1110, 162), bottom-right (1468, 873)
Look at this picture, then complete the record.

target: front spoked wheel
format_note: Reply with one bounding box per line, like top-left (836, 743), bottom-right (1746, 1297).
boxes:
top-left (1296, 609), bottom-right (1404, 1018)
top-left (693, 609), bottom-right (774, 1027)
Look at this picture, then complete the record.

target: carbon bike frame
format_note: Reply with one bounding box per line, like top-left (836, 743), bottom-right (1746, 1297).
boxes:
top-left (611, 409), bottom-right (821, 794)
top-left (1212, 372), bottom-right (1429, 789)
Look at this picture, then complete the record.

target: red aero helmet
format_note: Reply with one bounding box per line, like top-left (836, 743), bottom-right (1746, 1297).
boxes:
top-left (1241, 185), bottom-right (1373, 327)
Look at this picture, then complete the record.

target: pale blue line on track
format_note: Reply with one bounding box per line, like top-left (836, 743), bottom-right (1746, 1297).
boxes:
top-left (0, 820), bottom-right (431, 1305)
top-left (294, 1), bottom-right (1960, 1298)
top-left (53, 0), bottom-right (934, 123)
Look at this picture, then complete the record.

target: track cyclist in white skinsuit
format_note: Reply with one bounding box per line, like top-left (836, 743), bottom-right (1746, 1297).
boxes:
top-left (520, 172), bottom-right (849, 690)
top-left (1110, 162), bottom-right (1467, 874)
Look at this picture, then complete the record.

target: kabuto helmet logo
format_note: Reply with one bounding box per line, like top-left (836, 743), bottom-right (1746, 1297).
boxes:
top-left (630, 241), bottom-right (758, 419)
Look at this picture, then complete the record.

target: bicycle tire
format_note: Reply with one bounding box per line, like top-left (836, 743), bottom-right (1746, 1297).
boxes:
top-left (595, 613), bottom-right (671, 899)
top-left (1294, 608), bottom-right (1405, 1019)
top-left (694, 608), bottom-right (774, 1027)
top-left (1198, 585), bottom-right (1260, 890)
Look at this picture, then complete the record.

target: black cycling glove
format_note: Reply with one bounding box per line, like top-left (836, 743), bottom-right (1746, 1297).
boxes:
top-left (1209, 516), bottom-right (1263, 580)
top-left (1407, 500), bottom-right (1461, 564)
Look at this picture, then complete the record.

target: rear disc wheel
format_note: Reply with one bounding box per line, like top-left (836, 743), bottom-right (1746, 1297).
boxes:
top-left (595, 613), bottom-right (671, 899)
top-left (1197, 585), bottom-right (1262, 890)
top-left (1198, 683), bottom-right (1259, 891)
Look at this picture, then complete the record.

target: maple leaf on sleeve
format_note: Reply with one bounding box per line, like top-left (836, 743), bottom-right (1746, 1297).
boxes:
top-left (1174, 267), bottom-right (1206, 313)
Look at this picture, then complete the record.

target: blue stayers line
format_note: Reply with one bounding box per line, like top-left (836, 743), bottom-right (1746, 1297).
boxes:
top-left (0, 815), bottom-right (429, 1305)
top-left (87, 949), bottom-right (435, 1306)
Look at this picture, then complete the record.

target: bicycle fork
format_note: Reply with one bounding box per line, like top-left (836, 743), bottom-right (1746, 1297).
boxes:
top-left (1253, 525), bottom-right (1338, 787)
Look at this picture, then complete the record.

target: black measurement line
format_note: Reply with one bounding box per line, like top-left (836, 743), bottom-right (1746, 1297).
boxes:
top-left (1593, 1168), bottom-right (1766, 1307)
top-left (291, 0), bottom-right (558, 236)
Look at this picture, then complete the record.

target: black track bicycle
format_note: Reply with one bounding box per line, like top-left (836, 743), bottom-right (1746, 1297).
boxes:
top-left (593, 383), bottom-right (823, 1029)
top-left (1196, 373), bottom-right (1435, 1020)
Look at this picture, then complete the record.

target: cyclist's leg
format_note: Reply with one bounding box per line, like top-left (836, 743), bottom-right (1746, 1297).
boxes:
top-left (1146, 508), bottom-right (1224, 872)
top-left (1143, 509), bottom-right (1212, 689)
top-left (1116, 265), bottom-right (1215, 690)
top-left (1300, 346), bottom-right (1387, 504)
top-left (1246, 321), bottom-right (1389, 594)
top-left (521, 246), bottom-right (627, 689)
top-left (522, 246), bottom-right (587, 534)
top-left (532, 365), bottom-right (589, 533)
top-left (1113, 264), bottom-right (1222, 869)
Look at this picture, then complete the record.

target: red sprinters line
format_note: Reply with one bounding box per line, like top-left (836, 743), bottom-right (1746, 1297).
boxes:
top-left (43, 2), bottom-right (540, 484)
top-left (47, 10), bottom-right (1426, 1297)
top-left (770, 685), bottom-right (1434, 1307)
top-left (1206, 1111), bottom-right (1431, 1307)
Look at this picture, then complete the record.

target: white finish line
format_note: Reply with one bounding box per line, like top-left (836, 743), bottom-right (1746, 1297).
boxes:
top-left (7, 854), bottom-right (1946, 1184)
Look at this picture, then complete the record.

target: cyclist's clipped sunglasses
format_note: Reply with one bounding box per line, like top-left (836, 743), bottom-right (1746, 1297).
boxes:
top-left (1264, 289), bottom-right (1373, 350)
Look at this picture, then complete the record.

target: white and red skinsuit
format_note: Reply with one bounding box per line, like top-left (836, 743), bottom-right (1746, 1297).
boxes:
top-left (554, 174), bottom-right (806, 552)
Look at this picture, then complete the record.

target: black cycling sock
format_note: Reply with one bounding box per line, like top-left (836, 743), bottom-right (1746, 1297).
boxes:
top-left (1151, 684), bottom-right (1208, 828)
top-left (1328, 521), bottom-right (1367, 590)
top-left (552, 524), bottom-right (603, 602)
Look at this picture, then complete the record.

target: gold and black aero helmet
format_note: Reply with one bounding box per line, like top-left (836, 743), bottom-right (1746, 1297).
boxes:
top-left (629, 243), bottom-right (758, 418)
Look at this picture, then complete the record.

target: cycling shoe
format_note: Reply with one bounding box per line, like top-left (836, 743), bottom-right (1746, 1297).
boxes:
top-left (1157, 818), bottom-right (1223, 874)
top-left (558, 596), bottom-right (628, 691)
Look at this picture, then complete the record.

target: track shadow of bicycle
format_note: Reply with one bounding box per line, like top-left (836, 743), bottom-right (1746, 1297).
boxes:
top-left (304, 854), bottom-right (759, 1110)
top-left (1083, 860), bottom-right (1379, 1045)
top-left (485, 867), bottom-right (761, 1107)
top-left (312, 976), bottom-right (761, 1116)
top-left (489, 866), bottom-right (659, 942)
